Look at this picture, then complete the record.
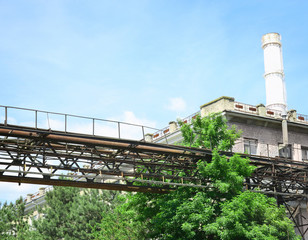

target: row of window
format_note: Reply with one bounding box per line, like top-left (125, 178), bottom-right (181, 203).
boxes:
top-left (243, 139), bottom-right (308, 160)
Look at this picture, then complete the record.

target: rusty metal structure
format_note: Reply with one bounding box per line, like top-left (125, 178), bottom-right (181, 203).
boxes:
top-left (0, 125), bottom-right (206, 193)
top-left (0, 105), bottom-right (307, 237)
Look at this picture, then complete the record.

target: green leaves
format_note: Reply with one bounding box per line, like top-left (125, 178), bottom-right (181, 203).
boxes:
top-left (33, 187), bottom-right (120, 240)
top-left (34, 186), bottom-right (80, 239)
top-left (126, 113), bottom-right (298, 239)
top-left (206, 191), bottom-right (300, 240)
top-left (179, 113), bottom-right (240, 151)
top-left (0, 197), bottom-right (29, 240)
top-left (197, 150), bottom-right (255, 198)
top-left (91, 195), bottom-right (146, 240)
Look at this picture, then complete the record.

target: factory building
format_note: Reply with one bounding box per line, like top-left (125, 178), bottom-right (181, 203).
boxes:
top-left (149, 33), bottom-right (308, 238)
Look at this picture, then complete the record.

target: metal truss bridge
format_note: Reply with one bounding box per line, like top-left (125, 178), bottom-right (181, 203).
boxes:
top-left (0, 105), bottom-right (308, 237)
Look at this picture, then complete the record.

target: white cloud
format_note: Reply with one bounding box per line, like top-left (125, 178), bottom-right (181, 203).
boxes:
top-left (122, 111), bottom-right (156, 127)
top-left (166, 97), bottom-right (187, 112)
top-left (118, 111), bottom-right (157, 139)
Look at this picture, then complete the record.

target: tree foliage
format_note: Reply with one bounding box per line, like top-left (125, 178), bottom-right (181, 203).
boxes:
top-left (0, 197), bottom-right (29, 240)
top-left (127, 113), bottom-right (299, 239)
top-left (34, 186), bottom-right (80, 239)
top-left (207, 191), bottom-right (298, 239)
top-left (91, 194), bottom-right (146, 240)
top-left (180, 113), bottom-right (240, 151)
top-left (33, 186), bottom-right (120, 240)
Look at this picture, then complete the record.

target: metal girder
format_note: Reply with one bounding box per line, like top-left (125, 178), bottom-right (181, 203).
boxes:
top-left (0, 125), bottom-right (206, 193)
top-left (0, 124), bottom-right (308, 237)
top-left (0, 125), bottom-right (308, 196)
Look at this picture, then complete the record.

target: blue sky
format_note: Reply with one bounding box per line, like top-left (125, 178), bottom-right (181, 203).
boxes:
top-left (1, 0), bottom-right (308, 203)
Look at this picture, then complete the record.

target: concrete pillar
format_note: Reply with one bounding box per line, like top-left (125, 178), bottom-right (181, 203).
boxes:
top-left (144, 133), bottom-right (153, 142)
top-left (282, 118), bottom-right (288, 146)
top-left (200, 96), bottom-right (234, 117)
top-left (257, 104), bottom-right (266, 117)
top-left (26, 194), bottom-right (33, 203)
top-left (169, 121), bottom-right (178, 133)
top-left (39, 188), bottom-right (45, 197)
top-left (288, 109), bottom-right (297, 122)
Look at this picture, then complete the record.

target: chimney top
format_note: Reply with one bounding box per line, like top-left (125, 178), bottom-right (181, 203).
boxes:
top-left (262, 33), bottom-right (281, 49)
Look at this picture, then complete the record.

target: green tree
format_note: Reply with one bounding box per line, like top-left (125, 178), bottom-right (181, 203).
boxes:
top-left (180, 112), bottom-right (240, 151)
top-left (206, 191), bottom-right (298, 239)
top-left (127, 113), bottom-right (298, 239)
top-left (34, 186), bottom-right (80, 239)
top-left (0, 202), bottom-right (13, 239)
top-left (33, 186), bottom-right (118, 240)
top-left (67, 188), bottom-right (119, 239)
top-left (0, 197), bottom-right (29, 240)
top-left (91, 194), bottom-right (146, 240)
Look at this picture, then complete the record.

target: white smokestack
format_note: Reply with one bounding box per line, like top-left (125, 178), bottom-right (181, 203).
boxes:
top-left (261, 33), bottom-right (287, 115)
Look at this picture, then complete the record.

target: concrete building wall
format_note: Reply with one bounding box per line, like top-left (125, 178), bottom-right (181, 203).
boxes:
top-left (228, 118), bottom-right (308, 161)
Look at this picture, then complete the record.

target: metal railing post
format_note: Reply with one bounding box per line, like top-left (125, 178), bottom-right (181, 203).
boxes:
top-left (35, 111), bottom-right (37, 129)
top-left (164, 130), bottom-right (169, 144)
top-left (4, 107), bottom-right (7, 126)
top-left (118, 122), bottom-right (121, 139)
top-left (92, 119), bottom-right (95, 136)
top-left (142, 126), bottom-right (145, 140)
top-left (65, 115), bottom-right (67, 133)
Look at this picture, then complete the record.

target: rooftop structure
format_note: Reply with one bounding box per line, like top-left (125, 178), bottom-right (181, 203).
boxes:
top-left (151, 96), bottom-right (305, 148)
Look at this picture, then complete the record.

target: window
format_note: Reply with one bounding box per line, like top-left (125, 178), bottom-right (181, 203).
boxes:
top-left (244, 139), bottom-right (257, 155)
top-left (302, 147), bottom-right (308, 161)
top-left (278, 144), bottom-right (292, 159)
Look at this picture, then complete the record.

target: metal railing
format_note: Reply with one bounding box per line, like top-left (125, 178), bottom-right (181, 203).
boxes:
top-left (152, 111), bottom-right (200, 141)
top-left (0, 105), bottom-right (160, 141)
